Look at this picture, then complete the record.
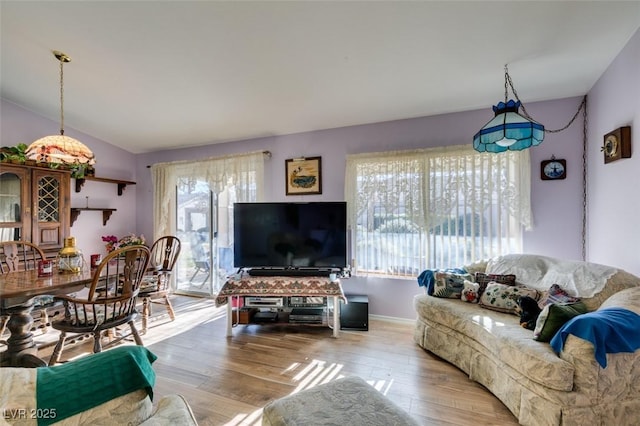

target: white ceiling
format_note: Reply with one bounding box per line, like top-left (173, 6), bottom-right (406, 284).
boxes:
top-left (1, 1), bottom-right (639, 154)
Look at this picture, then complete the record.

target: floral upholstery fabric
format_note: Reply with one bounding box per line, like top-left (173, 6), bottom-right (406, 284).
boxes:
top-left (414, 295), bottom-right (574, 391)
top-left (413, 255), bottom-right (640, 426)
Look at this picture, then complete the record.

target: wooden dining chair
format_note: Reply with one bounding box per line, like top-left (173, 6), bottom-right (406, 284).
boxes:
top-left (139, 236), bottom-right (181, 334)
top-left (48, 245), bottom-right (150, 365)
top-left (0, 240), bottom-right (58, 339)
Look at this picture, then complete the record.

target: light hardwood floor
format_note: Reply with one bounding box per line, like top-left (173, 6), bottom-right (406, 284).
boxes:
top-left (35, 295), bottom-right (518, 426)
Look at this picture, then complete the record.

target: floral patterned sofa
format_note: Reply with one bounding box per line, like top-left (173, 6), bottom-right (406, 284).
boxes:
top-left (0, 346), bottom-right (197, 425)
top-left (413, 254), bottom-right (640, 426)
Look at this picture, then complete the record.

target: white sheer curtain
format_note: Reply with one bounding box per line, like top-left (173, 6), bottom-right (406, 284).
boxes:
top-left (151, 151), bottom-right (265, 240)
top-left (345, 144), bottom-right (531, 276)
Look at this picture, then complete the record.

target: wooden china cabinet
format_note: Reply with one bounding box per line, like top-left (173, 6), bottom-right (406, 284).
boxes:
top-left (0, 163), bottom-right (70, 257)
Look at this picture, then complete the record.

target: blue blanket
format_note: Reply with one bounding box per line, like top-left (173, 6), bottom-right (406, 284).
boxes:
top-left (550, 308), bottom-right (640, 368)
top-left (36, 346), bottom-right (157, 426)
top-left (417, 268), bottom-right (467, 295)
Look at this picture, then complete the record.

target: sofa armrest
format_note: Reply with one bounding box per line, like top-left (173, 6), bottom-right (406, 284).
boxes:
top-left (598, 286), bottom-right (640, 314)
top-left (140, 394), bottom-right (198, 426)
top-left (559, 334), bottom-right (640, 403)
top-left (556, 288), bottom-right (640, 402)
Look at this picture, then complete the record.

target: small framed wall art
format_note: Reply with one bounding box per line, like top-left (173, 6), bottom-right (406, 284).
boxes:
top-left (540, 157), bottom-right (566, 180)
top-left (285, 156), bottom-right (322, 195)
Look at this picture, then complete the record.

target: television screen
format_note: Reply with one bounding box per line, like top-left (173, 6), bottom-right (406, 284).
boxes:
top-left (233, 202), bottom-right (347, 269)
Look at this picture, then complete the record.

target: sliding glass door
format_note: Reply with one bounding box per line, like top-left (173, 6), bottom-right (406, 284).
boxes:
top-left (174, 178), bottom-right (235, 296)
top-left (150, 150), bottom-right (265, 298)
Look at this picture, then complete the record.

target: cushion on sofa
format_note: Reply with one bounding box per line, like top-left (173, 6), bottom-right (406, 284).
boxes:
top-left (479, 283), bottom-right (541, 314)
top-left (533, 302), bottom-right (588, 342)
top-left (432, 271), bottom-right (473, 299)
top-left (417, 267), bottom-right (467, 295)
top-left (537, 284), bottom-right (580, 309)
top-left (474, 272), bottom-right (516, 296)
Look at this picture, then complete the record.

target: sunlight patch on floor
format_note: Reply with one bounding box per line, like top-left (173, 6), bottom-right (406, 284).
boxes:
top-left (137, 298), bottom-right (226, 346)
top-left (286, 358), bottom-right (345, 395)
top-left (370, 377), bottom-right (394, 395)
top-left (224, 408), bottom-right (263, 426)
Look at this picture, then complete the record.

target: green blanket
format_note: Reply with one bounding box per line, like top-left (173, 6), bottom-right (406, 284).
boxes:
top-left (36, 346), bottom-right (157, 426)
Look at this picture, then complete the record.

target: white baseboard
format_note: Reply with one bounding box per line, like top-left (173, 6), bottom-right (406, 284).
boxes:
top-left (369, 314), bottom-right (415, 325)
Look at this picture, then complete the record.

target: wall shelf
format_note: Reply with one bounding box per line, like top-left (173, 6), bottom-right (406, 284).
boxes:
top-left (75, 176), bottom-right (136, 196)
top-left (70, 208), bottom-right (117, 226)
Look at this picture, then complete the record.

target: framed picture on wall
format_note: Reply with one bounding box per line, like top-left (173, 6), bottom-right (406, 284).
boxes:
top-left (285, 156), bottom-right (322, 195)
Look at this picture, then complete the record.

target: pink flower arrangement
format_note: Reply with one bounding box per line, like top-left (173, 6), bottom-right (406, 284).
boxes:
top-left (102, 233), bottom-right (146, 253)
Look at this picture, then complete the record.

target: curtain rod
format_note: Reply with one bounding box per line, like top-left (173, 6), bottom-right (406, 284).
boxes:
top-left (146, 150), bottom-right (271, 168)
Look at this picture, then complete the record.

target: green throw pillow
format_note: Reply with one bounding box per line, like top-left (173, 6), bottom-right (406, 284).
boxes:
top-left (533, 301), bottom-right (588, 342)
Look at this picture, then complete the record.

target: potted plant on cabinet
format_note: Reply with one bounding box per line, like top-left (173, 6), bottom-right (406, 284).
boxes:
top-left (0, 143), bottom-right (29, 164)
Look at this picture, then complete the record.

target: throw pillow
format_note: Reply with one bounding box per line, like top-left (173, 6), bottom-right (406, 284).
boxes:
top-left (474, 272), bottom-right (517, 297)
top-left (537, 284), bottom-right (580, 310)
top-left (533, 301), bottom-right (588, 342)
top-left (461, 280), bottom-right (480, 303)
top-left (418, 268), bottom-right (468, 295)
top-left (479, 283), bottom-right (541, 314)
top-left (432, 272), bottom-right (473, 299)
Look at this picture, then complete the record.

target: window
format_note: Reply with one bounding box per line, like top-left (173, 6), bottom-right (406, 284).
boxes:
top-left (345, 145), bottom-right (532, 277)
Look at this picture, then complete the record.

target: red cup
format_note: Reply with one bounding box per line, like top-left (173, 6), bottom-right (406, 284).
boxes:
top-left (90, 254), bottom-right (102, 268)
top-left (38, 260), bottom-right (53, 277)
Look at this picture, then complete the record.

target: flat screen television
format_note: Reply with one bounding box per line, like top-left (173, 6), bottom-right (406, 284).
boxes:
top-left (233, 202), bottom-right (347, 269)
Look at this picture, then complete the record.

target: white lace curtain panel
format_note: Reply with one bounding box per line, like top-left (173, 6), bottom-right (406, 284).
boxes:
top-left (345, 144), bottom-right (532, 274)
top-left (150, 151), bottom-right (265, 240)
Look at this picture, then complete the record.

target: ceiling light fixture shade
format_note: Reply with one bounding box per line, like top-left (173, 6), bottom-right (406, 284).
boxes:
top-left (26, 50), bottom-right (96, 165)
top-left (27, 134), bottom-right (96, 164)
top-left (473, 65), bottom-right (546, 153)
top-left (473, 99), bottom-right (545, 153)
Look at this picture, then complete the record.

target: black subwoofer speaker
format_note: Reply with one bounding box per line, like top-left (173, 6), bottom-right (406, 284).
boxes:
top-left (340, 294), bottom-right (368, 331)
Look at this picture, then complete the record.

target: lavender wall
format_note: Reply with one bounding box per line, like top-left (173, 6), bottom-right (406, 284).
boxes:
top-left (586, 28), bottom-right (640, 275)
top-left (136, 96), bottom-right (586, 319)
top-left (1, 100), bottom-right (138, 259)
top-left (6, 28), bottom-right (637, 319)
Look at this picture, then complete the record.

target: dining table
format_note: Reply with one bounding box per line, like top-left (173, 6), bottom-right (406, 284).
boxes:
top-left (0, 267), bottom-right (94, 368)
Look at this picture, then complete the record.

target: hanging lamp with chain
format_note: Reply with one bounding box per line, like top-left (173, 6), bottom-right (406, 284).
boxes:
top-left (473, 65), bottom-right (545, 152)
top-left (26, 50), bottom-right (96, 165)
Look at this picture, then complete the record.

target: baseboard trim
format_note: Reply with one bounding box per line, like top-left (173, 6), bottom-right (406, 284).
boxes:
top-left (369, 314), bottom-right (415, 325)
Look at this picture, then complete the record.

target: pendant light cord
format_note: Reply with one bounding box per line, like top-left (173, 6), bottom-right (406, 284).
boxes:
top-left (504, 65), bottom-right (589, 260)
top-left (581, 95), bottom-right (588, 261)
top-left (504, 64), bottom-right (586, 133)
top-left (59, 57), bottom-right (65, 136)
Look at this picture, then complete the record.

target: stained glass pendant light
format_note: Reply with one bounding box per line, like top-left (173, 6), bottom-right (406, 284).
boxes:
top-left (473, 65), bottom-right (545, 153)
top-left (26, 51), bottom-right (96, 165)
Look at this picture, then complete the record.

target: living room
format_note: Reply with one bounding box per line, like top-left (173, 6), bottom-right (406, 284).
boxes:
top-left (3, 14), bottom-right (639, 319)
top-left (1, 1), bottom-right (639, 425)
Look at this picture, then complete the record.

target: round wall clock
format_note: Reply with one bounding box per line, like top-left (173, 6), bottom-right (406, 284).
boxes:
top-left (540, 158), bottom-right (566, 180)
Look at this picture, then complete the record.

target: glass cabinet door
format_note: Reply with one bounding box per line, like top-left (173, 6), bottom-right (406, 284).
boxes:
top-left (31, 168), bottom-right (69, 251)
top-left (0, 166), bottom-right (30, 242)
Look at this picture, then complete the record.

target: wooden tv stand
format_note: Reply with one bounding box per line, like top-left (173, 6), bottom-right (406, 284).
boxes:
top-left (215, 275), bottom-right (346, 337)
